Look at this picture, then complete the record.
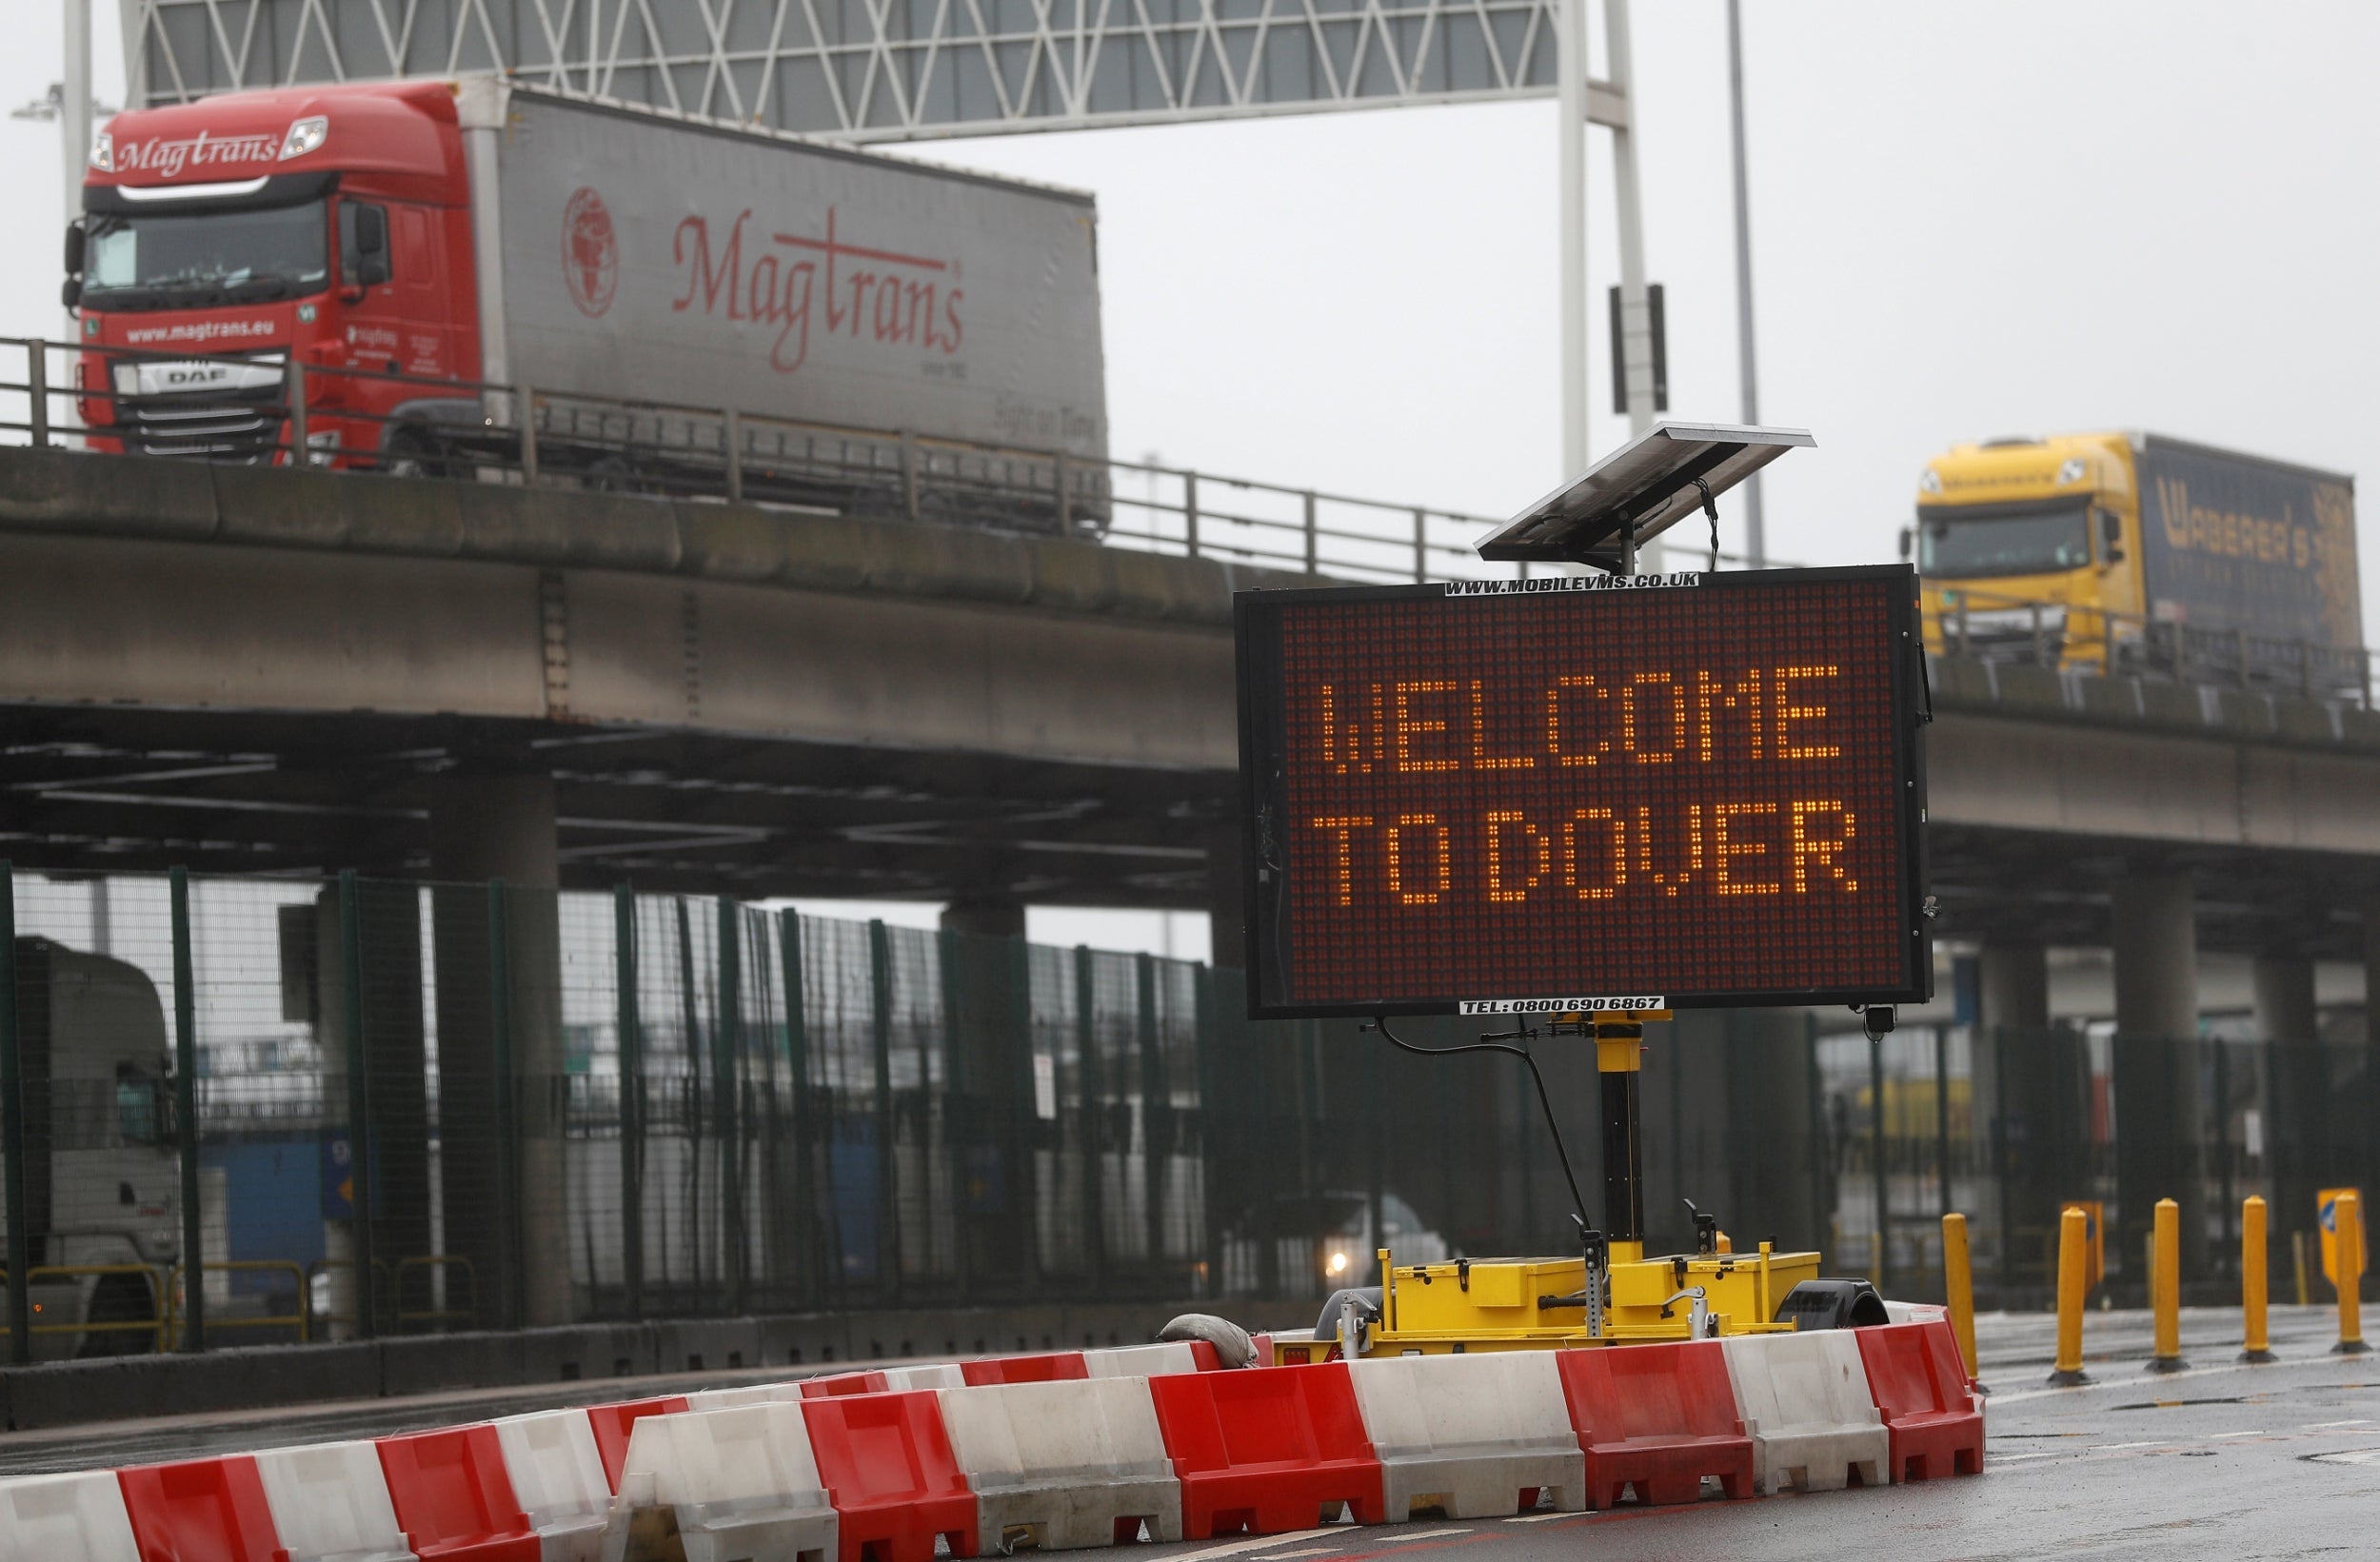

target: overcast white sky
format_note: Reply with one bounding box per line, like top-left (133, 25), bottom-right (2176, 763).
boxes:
top-left (4, 1), bottom-right (2376, 955)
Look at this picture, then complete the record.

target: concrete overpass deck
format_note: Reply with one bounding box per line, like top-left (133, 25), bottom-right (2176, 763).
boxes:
top-left (2, 445), bottom-right (2378, 953)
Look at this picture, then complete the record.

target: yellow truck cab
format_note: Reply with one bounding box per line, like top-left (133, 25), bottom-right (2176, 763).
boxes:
top-left (1912, 432), bottom-right (2359, 688)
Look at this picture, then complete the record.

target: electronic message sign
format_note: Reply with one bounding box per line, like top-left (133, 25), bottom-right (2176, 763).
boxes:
top-left (1235, 565), bottom-right (1930, 1018)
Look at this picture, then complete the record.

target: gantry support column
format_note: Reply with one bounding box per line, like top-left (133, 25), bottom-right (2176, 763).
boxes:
top-left (428, 771), bottom-right (568, 1328)
top-left (2112, 873), bottom-right (2205, 1285)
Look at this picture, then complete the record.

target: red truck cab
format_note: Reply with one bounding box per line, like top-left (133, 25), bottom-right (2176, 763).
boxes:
top-left (69, 80), bottom-right (480, 465)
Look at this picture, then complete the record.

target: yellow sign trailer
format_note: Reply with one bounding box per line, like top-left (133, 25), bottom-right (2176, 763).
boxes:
top-left (1275, 1013), bottom-right (1821, 1364)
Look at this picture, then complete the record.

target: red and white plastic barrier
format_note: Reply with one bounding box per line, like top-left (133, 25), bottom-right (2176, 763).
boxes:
top-left (0, 1317), bottom-right (1983, 1562)
top-left (1346, 1351), bottom-right (1586, 1519)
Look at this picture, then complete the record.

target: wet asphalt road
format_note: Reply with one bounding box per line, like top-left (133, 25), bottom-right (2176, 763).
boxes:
top-left (4, 1305), bottom-right (2373, 1557)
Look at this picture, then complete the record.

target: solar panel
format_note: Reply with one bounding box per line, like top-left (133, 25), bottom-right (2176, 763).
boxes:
top-left (1478, 422), bottom-right (1815, 571)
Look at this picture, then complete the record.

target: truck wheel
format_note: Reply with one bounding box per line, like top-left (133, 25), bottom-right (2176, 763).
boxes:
top-left (76, 1273), bottom-right (160, 1357)
top-left (381, 426), bottom-right (448, 480)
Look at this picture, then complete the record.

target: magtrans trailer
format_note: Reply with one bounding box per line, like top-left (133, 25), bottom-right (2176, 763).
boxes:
top-left (64, 79), bottom-right (1106, 488)
top-left (1912, 433), bottom-right (2360, 686)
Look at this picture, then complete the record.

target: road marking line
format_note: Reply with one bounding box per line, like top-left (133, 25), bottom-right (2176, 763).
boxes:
top-left (1254, 1548), bottom-right (1344, 1558)
top-left (1388, 1531), bottom-right (1473, 1542)
top-left (1502, 1513), bottom-right (1583, 1524)
top-left (2303, 1418), bottom-right (2372, 1429)
top-left (1168, 1531), bottom-right (1338, 1562)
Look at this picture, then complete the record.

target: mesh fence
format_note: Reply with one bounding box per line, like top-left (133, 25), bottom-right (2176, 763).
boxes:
top-left (1815, 1021), bottom-right (2380, 1304)
top-left (6, 866), bottom-right (2380, 1360)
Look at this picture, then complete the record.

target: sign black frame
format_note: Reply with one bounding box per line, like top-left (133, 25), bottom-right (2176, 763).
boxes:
top-left (1235, 564), bottom-right (1933, 1019)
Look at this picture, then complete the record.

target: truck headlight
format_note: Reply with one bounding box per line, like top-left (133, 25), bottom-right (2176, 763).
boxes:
top-left (111, 362), bottom-right (138, 398)
top-left (1326, 1250), bottom-right (1349, 1276)
top-left (88, 129), bottom-right (113, 172)
top-left (280, 116), bottom-right (328, 161)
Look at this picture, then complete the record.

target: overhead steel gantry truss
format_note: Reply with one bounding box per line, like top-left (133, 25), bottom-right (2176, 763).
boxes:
top-left (119, 0), bottom-right (1630, 142)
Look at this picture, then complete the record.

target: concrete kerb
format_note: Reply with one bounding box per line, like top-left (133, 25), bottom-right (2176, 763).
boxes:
top-left (379, 1329), bottom-right (528, 1399)
top-left (1346, 1352), bottom-right (1586, 1520)
top-left (0, 1302), bottom-right (1312, 1434)
top-left (0, 445), bottom-right (219, 541)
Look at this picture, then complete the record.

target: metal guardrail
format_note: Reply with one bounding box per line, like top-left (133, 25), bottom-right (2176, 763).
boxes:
top-left (0, 335), bottom-right (1581, 586)
top-left (0, 1263), bottom-right (170, 1351)
top-left (167, 1259), bottom-right (309, 1346)
top-left (1926, 584), bottom-right (2377, 707)
top-left (8, 336), bottom-right (2365, 695)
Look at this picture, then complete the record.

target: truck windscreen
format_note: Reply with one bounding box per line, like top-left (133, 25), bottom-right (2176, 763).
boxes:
top-left (1918, 502), bottom-right (2092, 577)
top-left (83, 200), bottom-right (328, 310)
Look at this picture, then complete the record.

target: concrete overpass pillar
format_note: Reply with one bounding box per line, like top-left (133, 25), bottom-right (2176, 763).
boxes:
top-left (938, 899), bottom-right (1036, 1295)
top-left (1973, 943), bottom-right (2085, 1287)
top-left (2255, 955), bottom-right (2327, 1255)
top-left (2111, 872), bottom-right (2205, 1285)
top-left (427, 772), bottom-right (570, 1328)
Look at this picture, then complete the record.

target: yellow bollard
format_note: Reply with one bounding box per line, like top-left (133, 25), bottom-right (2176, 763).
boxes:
top-left (2240, 1196), bottom-right (2274, 1364)
top-left (2050, 1204), bottom-right (2092, 1386)
top-left (1942, 1212), bottom-right (1980, 1385)
top-left (2148, 1197), bottom-right (2186, 1373)
top-left (2334, 1191), bottom-right (2371, 1356)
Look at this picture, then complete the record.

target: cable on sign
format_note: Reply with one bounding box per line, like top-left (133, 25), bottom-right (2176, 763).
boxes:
top-left (1693, 477), bottom-right (1721, 574)
top-left (1364, 1013), bottom-right (1609, 1331)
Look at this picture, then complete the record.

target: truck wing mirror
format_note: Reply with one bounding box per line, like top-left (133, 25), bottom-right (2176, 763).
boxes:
top-left (64, 217), bottom-right (85, 276)
top-left (347, 204), bottom-right (391, 287)
top-left (61, 276), bottom-right (82, 309)
top-left (1896, 525), bottom-right (1913, 562)
top-left (2099, 509), bottom-right (2125, 564)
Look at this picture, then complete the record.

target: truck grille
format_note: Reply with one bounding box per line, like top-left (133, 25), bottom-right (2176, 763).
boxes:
top-left (117, 391), bottom-right (285, 463)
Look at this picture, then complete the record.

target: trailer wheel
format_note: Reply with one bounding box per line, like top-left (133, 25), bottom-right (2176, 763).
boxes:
top-left (381, 426), bottom-right (449, 480)
top-left (76, 1272), bottom-right (160, 1357)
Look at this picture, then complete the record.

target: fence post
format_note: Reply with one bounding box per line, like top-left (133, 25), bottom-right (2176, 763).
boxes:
top-left (673, 898), bottom-right (705, 1297)
top-left (1412, 508), bottom-right (1427, 582)
top-left (716, 898), bottom-right (744, 1315)
top-left (868, 919), bottom-right (901, 1304)
top-left (723, 407), bottom-right (744, 502)
top-left (338, 870), bottom-right (377, 1339)
top-left (615, 885), bottom-right (644, 1321)
top-left (778, 910), bottom-right (817, 1310)
top-left (486, 880), bottom-right (520, 1332)
top-left (516, 385), bottom-right (539, 485)
top-left (1076, 947), bottom-right (1105, 1289)
top-left (900, 432), bottom-right (920, 522)
top-left (1302, 491), bottom-right (1319, 575)
top-left (169, 868), bottom-right (205, 1352)
top-left (0, 861), bottom-right (28, 1366)
top-left (286, 360), bottom-right (308, 466)
top-left (1136, 953), bottom-right (1164, 1286)
top-left (1182, 472), bottom-right (1200, 557)
top-left (1008, 933), bottom-right (1042, 1301)
top-left (27, 347), bottom-right (48, 449)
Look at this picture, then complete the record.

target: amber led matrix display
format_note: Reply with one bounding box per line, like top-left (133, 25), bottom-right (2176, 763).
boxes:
top-left (1235, 565), bottom-right (1930, 1018)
